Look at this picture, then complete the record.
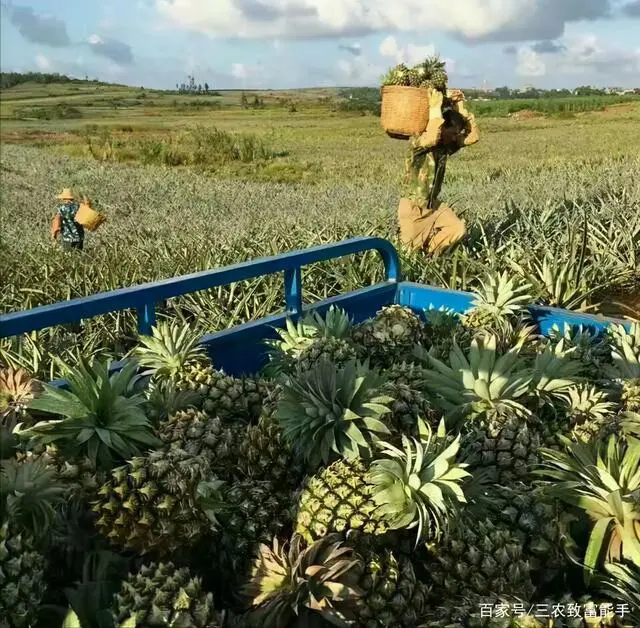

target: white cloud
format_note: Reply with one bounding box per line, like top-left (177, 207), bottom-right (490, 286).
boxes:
top-left (379, 35), bottom-right (436, 66)
top-left (512, 35), bottom-right (640, 79)
top-left (154, 0), bottom-right (612, 42)
top-left (88, 34), bottom-right (103, 45)
top-left (231, 62), bottom-right (248, 79)
top-left (34, 53), bottom-right (52, 70)
top-left (516, 48), bottom-right (546, 76)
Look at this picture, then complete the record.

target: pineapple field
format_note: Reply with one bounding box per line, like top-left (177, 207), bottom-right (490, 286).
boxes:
top-left (1, 80), bottom-right (640, 627)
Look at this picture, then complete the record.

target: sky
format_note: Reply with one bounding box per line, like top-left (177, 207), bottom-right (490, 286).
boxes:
top-left (1, 0), bottom-right (640, 90)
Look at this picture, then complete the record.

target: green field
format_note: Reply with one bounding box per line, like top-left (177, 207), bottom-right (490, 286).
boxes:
top-left (1, 81), bottom-right (639, 379)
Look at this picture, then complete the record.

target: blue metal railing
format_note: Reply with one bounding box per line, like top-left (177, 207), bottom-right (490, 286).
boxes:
top-left (0, 237), bottom-right (401, 338)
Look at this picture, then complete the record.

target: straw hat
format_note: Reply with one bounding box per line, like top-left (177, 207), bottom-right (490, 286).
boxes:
top-left (57, 188), bottom-right (74, 200)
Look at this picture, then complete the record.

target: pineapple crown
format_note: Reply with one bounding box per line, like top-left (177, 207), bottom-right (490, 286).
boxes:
top-left (0, 365), bottom-right (43, 413)
top-left (276, 357), bottom-right (393, 467)
top-left (604, 334), bottom-right (640, 381)
top-left (535, 434), bottom-right (640, 583)
top-left (244, 533), bottom-right (363, 627)
top-left (562, 384), bottom-right (617, 422)
top-left (465, 271), bottom-right (533, 322)
top-left (0, 457), bottom-right (67, 539)
top-left (530, 341), bottom-right (585, 407)
top-left (24, 358), bottom-right (160, 471)
top-left (132, 321), bottom-right (208, 379)
top-left (367, 418), bottom-right (470, 545)
top-left (418, 334), bottom-right (533, 422)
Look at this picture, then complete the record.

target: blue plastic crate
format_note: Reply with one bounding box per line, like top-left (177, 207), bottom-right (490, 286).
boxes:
top-left (0, 237), bottom-right (631, 382)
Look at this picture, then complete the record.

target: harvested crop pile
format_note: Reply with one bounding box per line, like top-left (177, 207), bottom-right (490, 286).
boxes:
top-left (1, 275), bottom-right (639, 627)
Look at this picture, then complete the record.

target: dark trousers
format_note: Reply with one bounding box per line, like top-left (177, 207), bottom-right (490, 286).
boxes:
top-left (62, 239), bottom-right (84, 251)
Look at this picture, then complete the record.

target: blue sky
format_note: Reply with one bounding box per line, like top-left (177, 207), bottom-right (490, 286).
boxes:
top-left (1, 0), bottom-right (640, 90)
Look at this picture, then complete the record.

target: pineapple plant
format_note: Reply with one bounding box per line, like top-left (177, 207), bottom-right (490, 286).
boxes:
top-left (133, 320), bottom-right (266, 420)
top-left (244, 533), bottom-right (363, 627)
top-left (548, 323), bottom-right (613, 379)
top-left (561, 384), bottom-right (618, 441)
top-left (276, 358), bottom-right (393, 467)
top-left (111, 562), bottom-right (218, 627)
top-left (158, 407), bottom-right (246, 481)
top-left (352, 305), bottom-right (425, 368)
top-left (92, 448), bottom-right (220, 556)
top-left (598, 562), bottom-right (640, 627)
top-left (604, 334), bottom-right (640, 412)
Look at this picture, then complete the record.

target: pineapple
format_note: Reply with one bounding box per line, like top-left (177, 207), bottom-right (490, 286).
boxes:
top-left (0, 366), bottom-right (42, 457)
top-left (421, 306), bottom-right (469, 358)
top-left (472, 482), bottom-right (569, 579)
top-left (158, 408), bottom-right (245, 481)
top-left (353, 547), bottom-right (429, 628)
top-left (367, 420), bottom-right (470, 544)
top-left (244, 533), bottom-right (363, 628)
top-left (427, 517), bottom-right (535, 599)
top-left (561, 385), bottom-right (618, 441)
top-left (461, 272), bottom-right (534, 343)
top-left (295, 458), bottom-right (388, 545)
top-left (352, 305), bottom-right (425, 369)
top-left (413, 56), bottom-right (448, 91)
top-left (263, 305), bottom-right (354, 378)
top-left (92, 448), bottom-right (219, 555)
top-left (236, 413), bottom-right (305, 489)
top-left (604, 329), bottom-right (640, 412)
top-left (382, 63), bottom-right (411, 86)
top-left (535, 435), bottom-right (640, 582)
top-left (112, 562), bottom-right (218, 627)
top-left (296, 335), bottom-right (358, 373)
top-left (276, 358), bottom-right (393, 467)
top-left (0, 521), bottom-right (47, 628)
top-left (208, 480), bottom-right (293, 602)
top-left (133, 320), bottom-right (266, 420)
top-left (383, 362), bottom-right (438, 435)
top-left (548, 323), bottom-right (613, 379)
top-left (25, 358), bottom-right (159, 471)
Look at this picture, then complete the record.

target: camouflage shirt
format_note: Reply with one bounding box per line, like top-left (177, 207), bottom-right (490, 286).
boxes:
top-left (403, 140), bottom-right (449, 211)
top-left (56, 201), bottom-right (84, 243)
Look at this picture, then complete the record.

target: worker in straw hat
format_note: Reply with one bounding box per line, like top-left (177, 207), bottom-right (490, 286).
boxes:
top-left (398, 87), bottom-right (479, 253)
top-left (51, 188), bottom-right (85, 251)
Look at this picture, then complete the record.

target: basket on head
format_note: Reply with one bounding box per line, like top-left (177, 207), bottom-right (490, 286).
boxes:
top-left (380, 85), bottom-right (431, 139)
top-left (75, 200), bottom-right (106, 232)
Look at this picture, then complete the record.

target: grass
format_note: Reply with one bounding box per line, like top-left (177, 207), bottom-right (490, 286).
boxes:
top-left (1, 81), bottom-right (639, 379)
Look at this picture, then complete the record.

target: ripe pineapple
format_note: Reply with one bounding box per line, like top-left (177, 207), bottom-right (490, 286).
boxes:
top-left (276, 358), bottom-right (393, 467)
top-left (112, 562), bottom-right (218, 627)
top-left (296, 335), bottom-right (358, 373)
top-left (0, 521), bottom-right (47, 628)
top-left (133, 320), bottom-right (266, 420)
top-left (158, 408), bottom-right (245, 481)
top-left (427, 517), bottom-right (535, 600)
top-left (353, 547), bottom-right (429, 628)
top-left (421, 306), bottom-right (469, 358)
top-left (353, 305), bottom-right (425, 368)
top-left (244, 533), bottom-right (363, 628)
top-left (414, 56), bottom-right (448, 92)
top-left (382, 63), bottom-right (411, 86)
top-left (295, 458), bottom-right (388, 545)
top-left (93, 448), bottom-right (218, 556)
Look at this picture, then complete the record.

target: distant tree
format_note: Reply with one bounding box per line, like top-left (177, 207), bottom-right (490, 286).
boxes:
top-left (204, 82), bottom-right (209, 93)
top-left (198, 83), bottom-right (202, 93)
top-left (240, 92), bottom-right (249, 108)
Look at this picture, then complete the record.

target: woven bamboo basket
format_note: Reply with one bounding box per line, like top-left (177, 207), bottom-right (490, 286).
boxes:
top-left (380, 85), bottom-right (431, 139)
top-left (75, 201), bottom-right (106, 232)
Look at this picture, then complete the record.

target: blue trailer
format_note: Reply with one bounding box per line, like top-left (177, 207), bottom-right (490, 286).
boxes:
top-left (0, 236), bottom-right (631, 382)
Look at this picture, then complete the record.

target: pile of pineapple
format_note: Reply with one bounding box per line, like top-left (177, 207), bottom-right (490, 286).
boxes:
top-left (1, 272), bottom-right (639, 628)
top-left (381, 56), bottom-right (448, 92)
